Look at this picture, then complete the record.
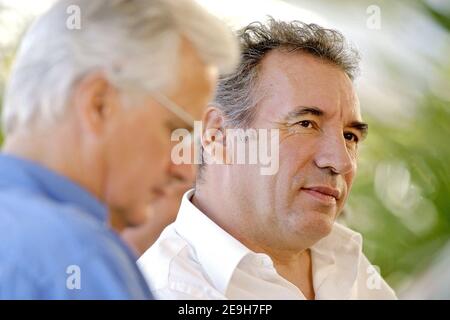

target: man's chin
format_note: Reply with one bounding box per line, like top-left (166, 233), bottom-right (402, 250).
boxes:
top-left (125, 208), bottom-right (150, 227)
top-left (109, 203), bottom-right (150, 229)
top-left (295, 211), bottom-right (336, 241)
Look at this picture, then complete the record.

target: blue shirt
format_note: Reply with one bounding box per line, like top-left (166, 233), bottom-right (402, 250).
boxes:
top-left (0, 154), bottom-right (153, 299)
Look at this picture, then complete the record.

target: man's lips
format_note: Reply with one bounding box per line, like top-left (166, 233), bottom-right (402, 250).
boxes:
top-left (148, 187), bottom-right (165, 202)
top-left (300, 186), bottom-right (341, 204)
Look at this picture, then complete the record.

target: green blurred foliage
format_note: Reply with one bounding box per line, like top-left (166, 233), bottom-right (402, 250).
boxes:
top-left (0, 88), bottom-right (3, 146)
top-left (342, 1), bottom-right (450, 288)
top-left (0, 96), bottom-right (3, 145)
top-left (0, 3), bottom-right (25, 146)
top-left (345, 93), bottom-right (450, 288)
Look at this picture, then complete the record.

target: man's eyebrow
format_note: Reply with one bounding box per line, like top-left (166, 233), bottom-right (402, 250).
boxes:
top-left (280, 106), bottom-right (369, 137)
top-left (283, 106), bottom-right (324, 121)
top-left (348, 121), bottom-right (369, 138)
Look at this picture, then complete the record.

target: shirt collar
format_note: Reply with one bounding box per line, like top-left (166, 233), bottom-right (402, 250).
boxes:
top-left (174, 189), bottom-right (252, 294)
top-left (174, 188), bottom-right (364, 299)
top-left (310, 222), bottom-right (363, 299)
top-left (0, 153), bottom-right (108, 223)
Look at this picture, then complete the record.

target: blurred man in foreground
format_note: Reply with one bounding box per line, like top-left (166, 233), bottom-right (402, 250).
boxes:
top-left (138, 19), bottom-right (397, 300)
top-left (0, 0), bottom-right (238, 299)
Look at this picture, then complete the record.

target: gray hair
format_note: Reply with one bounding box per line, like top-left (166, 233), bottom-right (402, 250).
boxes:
top-left (213, 17), bottom-right (360, 128)
top-left (2, 0), bottom-right (239, 135)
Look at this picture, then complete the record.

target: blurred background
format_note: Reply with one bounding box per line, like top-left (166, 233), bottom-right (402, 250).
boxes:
top-left (1, 0), bottom-right (449, 298)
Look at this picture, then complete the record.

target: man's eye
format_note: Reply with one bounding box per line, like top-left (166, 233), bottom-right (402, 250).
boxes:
top-left (344, 132), bottom-right (359, 143)
top-left (296, 120), bottom-right (314, 128)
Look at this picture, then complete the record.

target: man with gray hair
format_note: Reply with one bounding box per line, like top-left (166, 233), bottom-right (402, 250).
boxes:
top-left (0, 0), bottom-right (238, 299)
top-left (138, 19), bottom-right (397, 299)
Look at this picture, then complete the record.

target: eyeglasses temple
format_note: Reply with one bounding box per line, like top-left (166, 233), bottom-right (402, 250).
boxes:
top-left (152, 93), bottom-right (196, 126)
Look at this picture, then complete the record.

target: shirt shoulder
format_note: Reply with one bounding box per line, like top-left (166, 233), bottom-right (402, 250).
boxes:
top-left (0, 189), bottom-right (151, 299)
top-left (354, 253), bottom-right (398, 299)
top-left (330, 223), bottom-right (397, 299)
top-left (0, 188), bottom-right (106, 261)
top-left (138, 224), bottom-right (224, 299)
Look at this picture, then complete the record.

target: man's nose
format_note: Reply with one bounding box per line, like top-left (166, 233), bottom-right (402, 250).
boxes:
top-left (314, 134), bottom-right (354, 175)
top-left (168, 161), bottom-right (195, 183)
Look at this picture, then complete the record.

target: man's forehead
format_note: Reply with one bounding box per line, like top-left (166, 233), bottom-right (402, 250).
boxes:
top-left (256, 50), bottom-right (362, 123)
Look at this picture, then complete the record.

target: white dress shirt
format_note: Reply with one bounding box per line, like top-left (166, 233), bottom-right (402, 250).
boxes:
top-left (138, 189), bottom-right (397, 300)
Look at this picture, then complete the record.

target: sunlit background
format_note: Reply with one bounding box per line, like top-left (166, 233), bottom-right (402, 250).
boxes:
top-left (1, 0), bottom-right (449, 298)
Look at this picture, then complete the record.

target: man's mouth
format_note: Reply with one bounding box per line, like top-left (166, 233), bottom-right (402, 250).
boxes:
top-left (300, 186), bottom-right (341, 205)
top-left (148, 187), bottom-right (165, 202)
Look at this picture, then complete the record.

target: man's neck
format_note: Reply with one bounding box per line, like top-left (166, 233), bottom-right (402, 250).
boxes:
top-left (192, 185), bottom-right (315, 299)
top-left (238, 238), bottom-right (316, 299)
top-left (2, 130), bottom-right (102, 201)
top-left (271, 249), bottom-right (315, 300)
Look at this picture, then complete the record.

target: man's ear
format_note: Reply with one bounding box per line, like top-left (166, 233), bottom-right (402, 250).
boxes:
top-left (72, 72), bottom-right (117, 135)
top-left (201, 106), bottom-right (227, 165)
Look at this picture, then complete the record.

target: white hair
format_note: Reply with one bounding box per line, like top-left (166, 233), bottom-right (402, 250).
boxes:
top-left (2, 0), bottom-right (239, 135)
